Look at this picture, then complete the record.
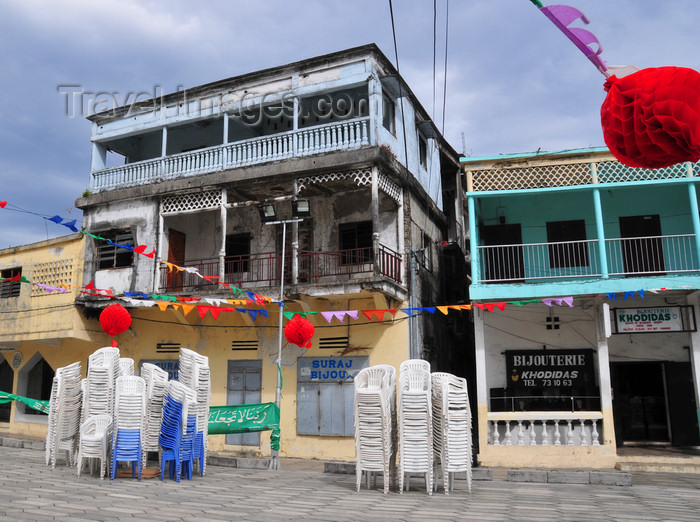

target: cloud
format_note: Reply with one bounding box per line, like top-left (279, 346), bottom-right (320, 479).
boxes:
top-left (0, 0), bottom-right (698, 248)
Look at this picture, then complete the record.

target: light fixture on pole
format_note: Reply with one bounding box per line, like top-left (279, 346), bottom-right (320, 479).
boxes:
top-left (261, 199), bottom-right (310, 470)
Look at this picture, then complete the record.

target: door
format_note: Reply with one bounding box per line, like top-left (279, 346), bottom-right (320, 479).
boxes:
top-left (0, 359), bottom-right (13, 422)
top-left (480, 224), bottom-right (524, 282)
top-left (619, 215), bottom-right (665, 275)
top-left (612, 362), bottom-right (669, 444)
top-left (167, 229), bottom-right (186, 289)
top-left (665, 362), bottom-right (700, 446)
top-left (226, 360), bottom-right (262, 446)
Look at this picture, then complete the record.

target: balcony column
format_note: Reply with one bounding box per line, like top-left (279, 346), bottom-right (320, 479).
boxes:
top-left (467, 195), bottom-right (480, 284)
top-left (292, 75), bottom-right (299, 155)
top-left (473, 307), bottom-right (491, 454)
top-left (155, 204), bottom-right (165, 293)
top-left (595, 303), bottom-right (616, 447)
top-left (291, 180), bottom-right (299, 285)
top-left (686, 167), bottom-right (700, 266)
top-left (222, 113), bottom-right (229, 168)
top-left (91, 142), bottom-right (106, 172)
top-left (160, 126), bottom-right (168, 177)
top-left (371, 166), bottom-right (380, 276)
top-left (368, 73), bottom-right (382, 147)
top-left (686, 292), bottom-right (700, 440)
top-left (592, 188), bottom-right (609, 278)
top-left (219, 189), bottom-right (228, 283)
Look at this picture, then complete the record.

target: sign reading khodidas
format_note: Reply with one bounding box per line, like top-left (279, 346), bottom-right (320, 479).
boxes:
top-left (506, 349), bottom-right (594, 390)
top-left (615, 306), bottom-right (683, 333)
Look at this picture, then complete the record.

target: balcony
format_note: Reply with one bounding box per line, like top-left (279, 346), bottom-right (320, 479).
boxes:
top-left (91, 116), bottom-right (371, 192)
top-left (159, 244), bottom-right (402, 293)
top-left (477, 234), bottom-right (699, 283)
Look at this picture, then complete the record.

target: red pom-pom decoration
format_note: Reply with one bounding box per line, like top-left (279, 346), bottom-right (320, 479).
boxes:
top-left (601, 66), bottom-right (700, 169)
top-left (284, 315), bottom-right (315, 349)
top-left (99, 303), bottom-right (132, 346)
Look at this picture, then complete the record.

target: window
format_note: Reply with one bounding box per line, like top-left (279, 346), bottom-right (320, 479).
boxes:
top-left (97, 230), bottom-right (134, 269)
top-left (225, 233), bottom-right (251, 273)
top-left (418, 134), bottom-right (427, 169)
top-left (0, 359), bottom-right (13, 422)
top-left (422, 231), bottom-right (433, 272)
top-left (382, 92), bottom-right (395, 135)
top-left (297, 356), bottom-right (369, 436)
top-left (339, 221), bottom-right (373, 265)
top-left (226, 360), bottom-right (261, 446)
top-left (1, 267), bottom-right (22, 298)
top-left (546, 220), bottom-right (588, 268)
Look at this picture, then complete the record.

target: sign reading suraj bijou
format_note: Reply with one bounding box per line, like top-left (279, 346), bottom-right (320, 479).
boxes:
top-left (615, 306), bottom-right (683, 333)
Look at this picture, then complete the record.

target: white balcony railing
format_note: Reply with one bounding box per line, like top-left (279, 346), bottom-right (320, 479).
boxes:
top-left (606, 234), bottom-right (698, 276)
top-left (488, 412), bottom-right (603, 446)
top-left (478, 239), bottom-right (601, 282)
top-left (91, 117), bottom-right (371, 191)
top-left (477, 234), bottom-right (699, 283)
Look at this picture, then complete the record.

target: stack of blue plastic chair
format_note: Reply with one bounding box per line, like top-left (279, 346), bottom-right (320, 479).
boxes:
top-left (178, 348), bottom-right (211, 476)
top-left (159, 381), bottom-right (197, 482)
top-left (110, 376), bottom-right (146, 480)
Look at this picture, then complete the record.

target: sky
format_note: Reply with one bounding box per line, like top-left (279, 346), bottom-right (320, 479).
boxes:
top-left (0, 0), bottom-right (698, 248)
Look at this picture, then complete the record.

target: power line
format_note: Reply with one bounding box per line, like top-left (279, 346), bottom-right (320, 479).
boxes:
top-left (432, 0), bottom-right (437, 120)
top-left (388, 0), bottom-right (410, 171)
top-left (441, 0), bottom-right (450, 134)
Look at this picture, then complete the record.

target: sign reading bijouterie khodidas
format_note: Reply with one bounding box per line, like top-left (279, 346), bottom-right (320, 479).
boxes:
top-left (506, 349), bottom-right (595, 391)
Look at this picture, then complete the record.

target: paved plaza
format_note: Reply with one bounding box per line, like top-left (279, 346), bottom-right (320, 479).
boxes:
top-left (1, 446), bottom-right (700, 521)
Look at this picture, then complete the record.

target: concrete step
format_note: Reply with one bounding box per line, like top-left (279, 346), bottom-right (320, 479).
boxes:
top-left (616, 461), bottom-right (700, 474)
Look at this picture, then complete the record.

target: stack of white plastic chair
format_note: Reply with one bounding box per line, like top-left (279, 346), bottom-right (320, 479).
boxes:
top-left (110, 375), bottom-right (146, 480)
top-left (45, 362), bottom-right (82, 469)
top-left (86, 347), bottom-right (120, 419)
top-left (140, 362), bottom-right (169, 464)
top-left (76, 414), bottom-right (113, 479)
top-left (354, 364), bottom-right (396, 494)
top-left (178, 348), bottom-right (211, 476)
top-left (79, 378), bottom-right (88, 427)
top-left (431, 372), bottom-right (472, 494)
top-left (398, 360), bottom-right (433, 494)
top-left (119, 358), bottom-right (135, 377)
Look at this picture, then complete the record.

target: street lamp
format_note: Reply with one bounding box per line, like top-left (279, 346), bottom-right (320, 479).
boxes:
top-left (260, 199), bottom-right (309, 470)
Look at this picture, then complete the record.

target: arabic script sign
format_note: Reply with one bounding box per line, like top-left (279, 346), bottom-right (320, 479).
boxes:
top-left (207, 402), bottom-right (280, 435)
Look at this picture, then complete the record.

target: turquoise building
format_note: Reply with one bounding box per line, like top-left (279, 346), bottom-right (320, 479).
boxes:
top-left (462, 147), bottom-right (700, 469)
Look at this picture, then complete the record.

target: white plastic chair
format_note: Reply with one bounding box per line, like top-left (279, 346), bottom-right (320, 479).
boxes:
top-left (76, 414), bottom-right (113, 479)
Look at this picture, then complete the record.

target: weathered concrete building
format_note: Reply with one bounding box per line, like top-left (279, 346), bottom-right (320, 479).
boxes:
top-left (60, 44), bottom-right (470, 460)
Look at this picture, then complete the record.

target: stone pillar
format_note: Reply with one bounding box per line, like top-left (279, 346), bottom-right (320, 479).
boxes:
top-left (595, 302), bottom-right (617, 448)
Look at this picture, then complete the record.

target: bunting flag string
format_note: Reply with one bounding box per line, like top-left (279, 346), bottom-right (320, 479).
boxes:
top-left (5, 202), bottom-right (273, 303)
top-left (0, 199), bottom-right (685, 324)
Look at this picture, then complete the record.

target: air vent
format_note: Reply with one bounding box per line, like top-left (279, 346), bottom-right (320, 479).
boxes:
top-left (157, 342), bottom-right (181, 354)
top-left (319, 336), bottom-right (349, 349)
top-left (231, 340), bottom-right (258, 351)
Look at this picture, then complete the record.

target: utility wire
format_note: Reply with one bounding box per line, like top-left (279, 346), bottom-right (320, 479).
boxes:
top-left (432, 0), bottom-right (437, 120)
top-left (441, 0), bottom-right (450, 134)
top-left (388, 0), bottom-right (410, 171)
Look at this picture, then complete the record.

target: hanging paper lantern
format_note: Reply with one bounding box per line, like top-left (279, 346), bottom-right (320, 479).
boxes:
top-left (284, 315), bottom-right (315, 349)
top-left (99, 303), bottom-right (132, 347)
top-left (601, 66), bottom-right (700, 169)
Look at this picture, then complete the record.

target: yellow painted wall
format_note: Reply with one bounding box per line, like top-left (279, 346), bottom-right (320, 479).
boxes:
top-left (0, 234), bottom-right (86, 343)
top-left (1, 245), bottom-right (412, 462)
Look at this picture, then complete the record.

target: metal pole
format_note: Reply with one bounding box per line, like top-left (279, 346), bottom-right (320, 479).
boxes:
top-left (270, 221), bottom-right (287, 470)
